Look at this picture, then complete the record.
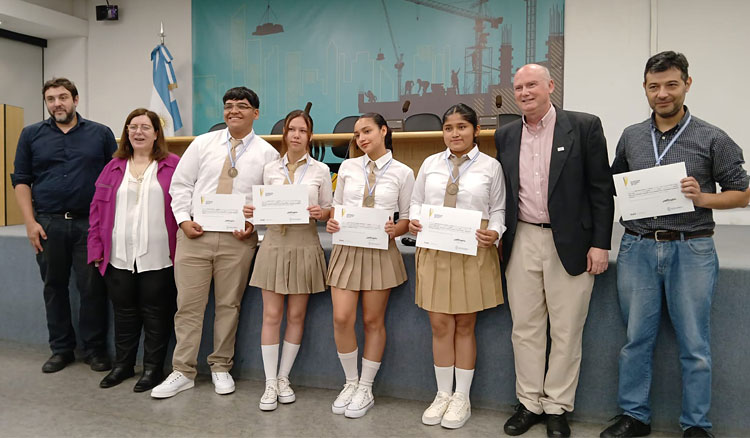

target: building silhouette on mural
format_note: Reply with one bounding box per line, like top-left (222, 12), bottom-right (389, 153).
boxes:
top-left (360, 2), bottom-right (564, 121)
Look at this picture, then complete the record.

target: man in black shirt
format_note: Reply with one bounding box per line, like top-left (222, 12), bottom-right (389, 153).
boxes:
top-left (12, 78), bottom-right (117, 373)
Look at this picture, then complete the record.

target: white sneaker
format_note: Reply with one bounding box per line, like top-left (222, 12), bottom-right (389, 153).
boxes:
top-left (344, 385), bottom-right (374, 418)
top-left (331, 382), bottom-right (358, 414)
top-left (259, 380), bottom-right (278, 411)
top-left (421, 391), bottom-right (452, 425)
top-left (440, 392), bottom-right (471, 429)
top-left (277, 376), bottom-right (296, 404)
top-left (150, 371), bottom-right (194, 399)
top-left (211, 371), bottom-right (235, 395)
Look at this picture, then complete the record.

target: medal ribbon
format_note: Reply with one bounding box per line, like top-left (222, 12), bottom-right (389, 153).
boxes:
top-left (444, 148), bottom-right (479, 184)
top-left (226, 132), bottom-right (254, 171)
top-left (362, 156), bottom-right (393, 199)
top-left (283, 155), bottom-right (310, 184)
top-left (651, 115), bottom-right (691, 166)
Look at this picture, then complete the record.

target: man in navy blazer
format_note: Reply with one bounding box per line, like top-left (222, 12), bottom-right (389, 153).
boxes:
top-left (495, 64), bottom-right (614, 437)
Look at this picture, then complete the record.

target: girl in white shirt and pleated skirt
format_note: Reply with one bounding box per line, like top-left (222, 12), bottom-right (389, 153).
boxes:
top-left (325, 112), bottom-right (415, 418)
top-left (409, 103), bottom-right (506, 429)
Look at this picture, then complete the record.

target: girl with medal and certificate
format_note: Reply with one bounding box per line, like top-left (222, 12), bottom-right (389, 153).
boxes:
top-left (409, 104), bottom-right (506, 429)
top-left (325, 112), bottom-right (415, 419)
top-left (242, 110), bottom-right (332, 411)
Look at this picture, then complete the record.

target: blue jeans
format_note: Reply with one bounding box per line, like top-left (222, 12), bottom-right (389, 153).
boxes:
top-left (616, 232), bottom-right (717, 430)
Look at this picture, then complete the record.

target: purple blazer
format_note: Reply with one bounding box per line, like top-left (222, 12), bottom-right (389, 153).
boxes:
top-left (87, 153), bottom-right (180, 275)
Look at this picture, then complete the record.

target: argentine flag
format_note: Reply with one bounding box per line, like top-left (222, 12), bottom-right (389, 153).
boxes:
top-left (149, 44), bottom-right (183, 137)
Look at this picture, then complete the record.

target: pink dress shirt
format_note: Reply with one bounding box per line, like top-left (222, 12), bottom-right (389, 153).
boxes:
top-left (518, 105), bottom-right (556, 224)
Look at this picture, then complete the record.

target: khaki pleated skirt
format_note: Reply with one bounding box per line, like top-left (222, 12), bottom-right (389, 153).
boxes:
top-left (250, 220), bottom-right (327, 295)
top-left (415, 220), bottom-right (503, 314)
top-left (327, 239), bottom-right (408, 291)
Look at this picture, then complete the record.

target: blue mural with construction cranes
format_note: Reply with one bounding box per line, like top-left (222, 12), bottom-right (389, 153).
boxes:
top-left (192, 0), bottom-right (565, 136)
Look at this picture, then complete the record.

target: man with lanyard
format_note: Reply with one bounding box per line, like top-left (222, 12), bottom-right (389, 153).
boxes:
top-left (601, 51), bottom-right (750, 438)
top-left (151, 87), bottom-right (279, 398)
top-left (12, 77), bottom-right (116, 373)
top-left (496, 64), bottom-right (614, 437)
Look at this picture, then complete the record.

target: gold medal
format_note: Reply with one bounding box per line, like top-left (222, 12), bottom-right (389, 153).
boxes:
top-left (363, 195), bottom-right (375, 207)
top-left (228, 167), bottom-right (238, 178)
top-left (446, 183), bottom-right (459, 195)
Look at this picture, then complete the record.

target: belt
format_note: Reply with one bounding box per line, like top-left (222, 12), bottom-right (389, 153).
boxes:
top-left (38, 211), bottom-right (89, 220)
top-left (520, 220), bottom-right (552, 229)
top-left (625, 229), bottom-right (714, 242)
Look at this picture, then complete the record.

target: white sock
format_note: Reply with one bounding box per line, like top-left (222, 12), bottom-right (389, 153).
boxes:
top-left (454, 368), bottom-right (474, 397)
top-left (434, 365), bottom-right (454, 394)
top-left (277, 341), bottom-right (300, 379)
top-left (261, 344), bottom-right (279, 382)
top-left (359, 358), bottom-right (381, 389)
top-left (337, 349), bottom-right (359, 384)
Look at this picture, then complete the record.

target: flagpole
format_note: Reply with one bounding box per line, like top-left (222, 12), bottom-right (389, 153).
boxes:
top-left (159, 22), bottom-right (165, 45)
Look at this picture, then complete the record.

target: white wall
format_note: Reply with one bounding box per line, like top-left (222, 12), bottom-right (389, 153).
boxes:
top-left (0, 37), bottom-right (43, 126)
top-left (83, 0), bottom-right (192, 136)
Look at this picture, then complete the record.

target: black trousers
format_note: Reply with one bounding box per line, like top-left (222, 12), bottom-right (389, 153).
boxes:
top-left (35, 214), bottom-right (108, 355)
top-left (103, 265), bottom-right (176, 370)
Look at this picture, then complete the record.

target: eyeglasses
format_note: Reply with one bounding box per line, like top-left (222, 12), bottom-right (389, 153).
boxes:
top-left (127, 124), bottom-right (154, 133)
top-left (223, 103), bottom-right (254, 111)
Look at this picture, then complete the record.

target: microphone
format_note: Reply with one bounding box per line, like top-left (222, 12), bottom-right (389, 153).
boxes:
top-left (495, 95), bottom-right (505, 130)
top-left (304, 101), bottom-right (312, 114)
top-left (402, 100), bottom-right (411, 113)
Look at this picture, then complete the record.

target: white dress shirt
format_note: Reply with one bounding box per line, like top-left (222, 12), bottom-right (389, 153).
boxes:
top-left (170, 128), bottom-right (279, 225)
top-left (263, 153), bottom-right (333, 208)
top-left (410, 146), bottom-right (507, 242)
top-left (110, 160), bottom-right (171, 272)
top-left (333, 151), bottom-right (415, 220)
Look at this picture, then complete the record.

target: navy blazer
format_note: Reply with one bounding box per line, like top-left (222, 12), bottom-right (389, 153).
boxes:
top-left (495, 106), bottom-right (614, 276)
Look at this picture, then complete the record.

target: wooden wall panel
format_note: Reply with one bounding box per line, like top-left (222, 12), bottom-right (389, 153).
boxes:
top-left (2, 105), bottom-right (24, 226)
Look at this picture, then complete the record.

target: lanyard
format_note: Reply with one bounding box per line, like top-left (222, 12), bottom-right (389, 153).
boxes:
top-left (651, 115), bottom-right (691, 166)
top-left (283, 155), bottom-right (310, 184)
top-left (362, 156), bottom-right (394, 197)
top-left (444, 149), bottom-right (480, 183)
top-left (226, 132), bottom-right (254, 169)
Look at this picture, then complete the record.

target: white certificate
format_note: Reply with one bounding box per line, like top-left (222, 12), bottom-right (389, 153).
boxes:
top-left (332, 206), bottom-right (390, 250)
top-left (613, 162), bottom-right (695, 220)
top-left (193, 194), bottom-right (246, 232)
top-left (252, 185), bottom-right (310, 225)
top-left (416, 204), bottom-right (482, 256)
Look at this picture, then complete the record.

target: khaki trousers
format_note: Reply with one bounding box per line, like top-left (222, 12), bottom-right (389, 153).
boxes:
top-left (171, 230), bottom-right (257, 379)
top-left (505, 221), bottom-right (594, 415)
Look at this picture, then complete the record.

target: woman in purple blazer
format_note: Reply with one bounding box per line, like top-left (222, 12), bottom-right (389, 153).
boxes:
top-left (88, 108), bottom-right (179, 392)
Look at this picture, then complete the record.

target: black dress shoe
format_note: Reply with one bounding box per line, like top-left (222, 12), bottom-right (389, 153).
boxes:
top-left (42, 352), bottom-right (75, 373)
top-left (133, 368), bottom-right (164, 393)
top-left (683, 427), bottom-right (713, 438)
top-left (600, 415), bottom-right (651, 437)
top-left (84, 351), bottom-right (112, 372)
top-left (99, 366), bottom-right (135, 388)
top-left (504, 404), bottom-right (545, 436)
top-left (547, 413), bottom-right (571, 438)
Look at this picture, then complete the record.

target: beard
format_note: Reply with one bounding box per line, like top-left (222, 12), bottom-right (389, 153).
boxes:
top-left (49, 107), bottom-right (76, 124)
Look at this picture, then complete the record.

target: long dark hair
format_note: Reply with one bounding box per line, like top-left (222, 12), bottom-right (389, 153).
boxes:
top-left (350, 112), bottom-right (393, 157)
top-left (442, 103), bottom-right (480, 145)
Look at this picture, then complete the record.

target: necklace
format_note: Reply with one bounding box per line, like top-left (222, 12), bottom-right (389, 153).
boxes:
top-left (129, 159), bottom-right (152, 203)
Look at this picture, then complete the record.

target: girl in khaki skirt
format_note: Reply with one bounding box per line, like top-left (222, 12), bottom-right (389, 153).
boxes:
top-left (325, 112), bottom-right (415, 418)
top-left (409, 103), bottom-right (506, 429)
top-left (243, 110), bottom-right (332, 411)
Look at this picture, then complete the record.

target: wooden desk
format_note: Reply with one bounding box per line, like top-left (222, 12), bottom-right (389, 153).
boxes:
top-left (166, 130), bottom-right (497, 174)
